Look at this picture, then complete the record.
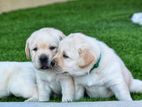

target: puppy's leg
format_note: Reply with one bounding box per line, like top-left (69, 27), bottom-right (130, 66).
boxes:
top-left (24, 85), bottom-right (38, 102)
top-left (75, 85), bottom-right (85, 100)
top-left (86, 86), bottom-right (113, 98)
top-left (0, 86), bottom-right (9, 98)
top-left (60, 76), bottom-right (75, 102)
top-left (9, 77), bottom-right (38, 101)
top-left (37, 76), bottom-right (51, 101)
top-left (130, 79), bottom-right (142, 93)
top-left (110, 82), bottom-right (132, 101)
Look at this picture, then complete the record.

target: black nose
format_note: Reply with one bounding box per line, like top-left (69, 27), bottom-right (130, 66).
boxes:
top-left (39, 54), bottom-right (48, 64)
top-left (51, 60), bottom-right (55, 67)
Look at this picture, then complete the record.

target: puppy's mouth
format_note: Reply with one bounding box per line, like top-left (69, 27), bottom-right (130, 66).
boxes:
top-left (40, 65), bottom-right (49, 70)
top-left (39, 63), bottom-right (51, 70)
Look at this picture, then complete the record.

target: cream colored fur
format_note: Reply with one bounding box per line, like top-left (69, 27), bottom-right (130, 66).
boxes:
top-left (25, 28), bottom-right (74, 102)
top-left (53, 33), bottom-right (142, 101)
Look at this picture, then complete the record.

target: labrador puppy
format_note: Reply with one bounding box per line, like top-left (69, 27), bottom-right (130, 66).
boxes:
top-left (0, 62), bottom-right (38, 101)
top-left (52, 33), bottom-right (142, 101)
top-left (25, 27), bottom-right (74, 102)
top-left (131, 12), bottom-right (142, 26)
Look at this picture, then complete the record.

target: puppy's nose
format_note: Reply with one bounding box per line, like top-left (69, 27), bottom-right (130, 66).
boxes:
top-left (51, 59), bottom-right (55, 67)
top-left (39, 54), bottom-right (48, 64)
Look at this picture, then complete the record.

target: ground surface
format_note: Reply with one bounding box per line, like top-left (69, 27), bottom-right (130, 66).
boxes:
top-left (0, 0), bottom-right (142, 102)
top-left (0, 0), bottom-right (66, 13)
top-left (0, 101), bottom-right (142, 107)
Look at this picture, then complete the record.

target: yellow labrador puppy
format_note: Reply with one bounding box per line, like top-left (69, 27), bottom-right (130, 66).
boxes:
top-left (25, 28), bottom-right (74, 102)
top-left (0, 62), bottom-right (38, 101)
top-left (52, 33), bottom-right (142, 101)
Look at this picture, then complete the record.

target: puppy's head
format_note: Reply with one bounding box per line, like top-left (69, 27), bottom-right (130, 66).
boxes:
top-left (52, 33), bottom-right (100, 76)
top-left (25, 27), bottom-right (65, 70)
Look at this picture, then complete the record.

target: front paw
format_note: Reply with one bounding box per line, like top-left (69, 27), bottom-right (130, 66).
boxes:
top-left (39, 96), bottom-right (49, 102)
top-left (62, 96), bottom-right (73, 102)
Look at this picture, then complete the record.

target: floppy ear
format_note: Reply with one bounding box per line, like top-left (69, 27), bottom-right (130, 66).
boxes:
top-left (78, 48), bottom-right (95, 68)
top-left (25, 39), bottom-right (30, 59)
top-left (59, 32), bottom-right (66, 41)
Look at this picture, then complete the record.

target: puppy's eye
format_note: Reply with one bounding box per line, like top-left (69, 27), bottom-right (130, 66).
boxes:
top-left (63, 53), bottom-right (69, 58)
top-left (33, 47), bottom-right (38, 51)
top-left (50, 46), bottom-right (56, 50)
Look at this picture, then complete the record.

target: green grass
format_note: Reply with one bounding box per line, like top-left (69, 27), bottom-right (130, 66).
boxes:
top-left (0, 0), bottom-right (142, 102)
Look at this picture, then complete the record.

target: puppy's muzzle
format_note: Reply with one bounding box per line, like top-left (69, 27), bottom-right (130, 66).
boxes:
top-left (39, 54), bottom-right (49, 69)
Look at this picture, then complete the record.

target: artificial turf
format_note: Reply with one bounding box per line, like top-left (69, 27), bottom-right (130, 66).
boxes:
top-left (0, 0), bottom-right (142, 102)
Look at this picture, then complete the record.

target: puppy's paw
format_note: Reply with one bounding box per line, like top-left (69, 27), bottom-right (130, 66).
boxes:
top-left (62, 96), bottom-right (73, 102)
top-left (39, 97), bottom-right (49, 102)
top-left (25, 97), bottom-right (39, 102)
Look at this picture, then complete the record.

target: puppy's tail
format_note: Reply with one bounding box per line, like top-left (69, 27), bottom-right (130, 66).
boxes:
top-left (130, 79), bottom-right (142, 93)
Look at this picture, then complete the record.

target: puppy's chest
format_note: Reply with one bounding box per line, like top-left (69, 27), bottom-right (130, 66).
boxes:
top-left (39, 72), bottom-right (61, 93)
top-left (76, 73), bottom-right (105, 87)
top-left (44, 79), bottom-right (61, 94)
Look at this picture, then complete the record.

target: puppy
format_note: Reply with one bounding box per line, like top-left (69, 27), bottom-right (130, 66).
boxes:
top-left (0, 62), bottom-right (38, 101)
top-left (25, 27), bottom-right (74, 102)
top-left (52, 33), bottom-right (142, 101)
top-left (131, 12), bottom-right (142, 26)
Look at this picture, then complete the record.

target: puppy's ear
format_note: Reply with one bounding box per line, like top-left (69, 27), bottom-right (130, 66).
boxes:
top-left (25, 39), bottom-right (30, 59)
top-left (78, 48), bottom-right (95, 68)
top-left (59, 32), bottom-right (66, 41)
